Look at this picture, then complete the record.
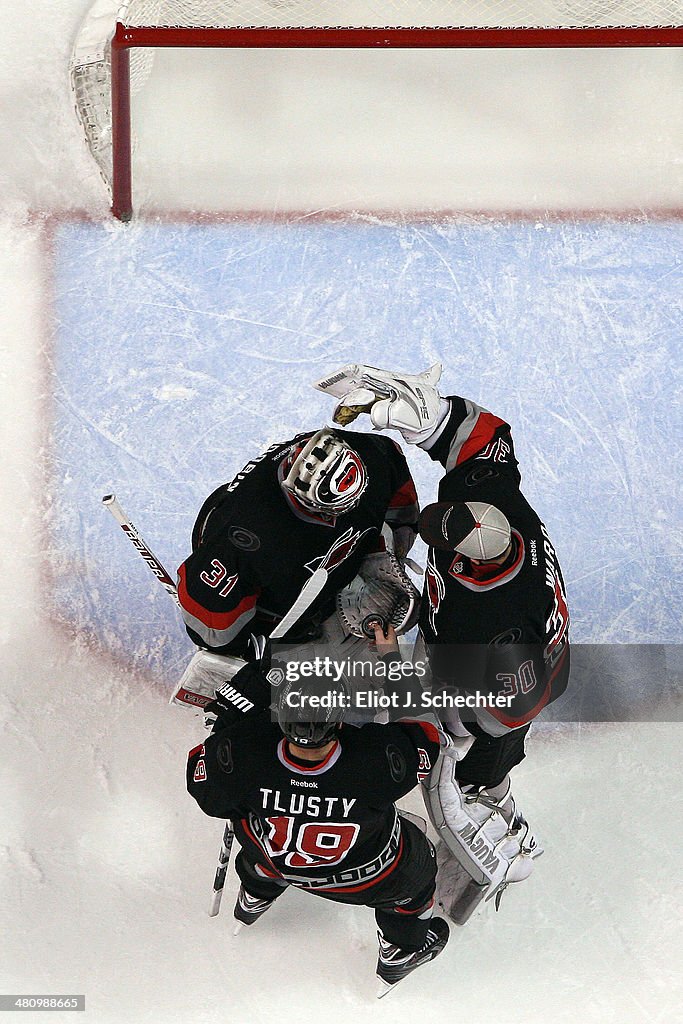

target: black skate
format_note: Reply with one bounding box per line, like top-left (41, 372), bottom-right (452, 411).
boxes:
top-left (233, 885), bottom-right (275, 933)
top-left (376, 917), bottom-right (449, 997)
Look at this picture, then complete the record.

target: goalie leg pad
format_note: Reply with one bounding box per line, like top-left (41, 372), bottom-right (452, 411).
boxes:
top-left (434, 840), bottom-right (488, 926)
top-left (423, 756), bottom-right (542, 914)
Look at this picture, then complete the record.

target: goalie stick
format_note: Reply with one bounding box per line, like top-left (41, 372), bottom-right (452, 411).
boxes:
top-left (103, 492), bottom-right (328, 647)
top-left (102, 494), bottom-right (179, 606)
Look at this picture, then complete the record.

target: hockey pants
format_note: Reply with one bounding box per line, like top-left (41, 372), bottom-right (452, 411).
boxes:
top-left (455, 721), bottom-right (531, 789)
top-left (235, 817), bottom-right (437, 951)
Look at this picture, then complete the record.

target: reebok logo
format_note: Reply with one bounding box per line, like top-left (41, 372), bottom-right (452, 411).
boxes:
top-left (291, 779), bottom-right (318, 788)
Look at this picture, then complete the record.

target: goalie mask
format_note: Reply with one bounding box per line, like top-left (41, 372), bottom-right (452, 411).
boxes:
top-left (281, 428), bottom-right (368, 517)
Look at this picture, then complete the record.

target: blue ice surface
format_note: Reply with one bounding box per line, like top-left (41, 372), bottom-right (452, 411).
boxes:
top-left (50, 216), bottom-right (682, 695)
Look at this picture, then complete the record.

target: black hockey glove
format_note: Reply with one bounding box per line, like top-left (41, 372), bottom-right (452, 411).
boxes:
top-left (204, 634), bottom-right (272, 728)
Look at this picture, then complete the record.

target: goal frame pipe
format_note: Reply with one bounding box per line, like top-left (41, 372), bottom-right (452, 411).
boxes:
top-left (110, 22), bottom-right (683, 221)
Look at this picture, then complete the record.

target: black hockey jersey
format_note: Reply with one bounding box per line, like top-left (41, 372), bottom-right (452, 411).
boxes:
top-left (177, 430), bottom-right (418, 655)
top-left (419, 396), bottom-right (570, 729)
top-left (187, 713), bottom-right (441, 894)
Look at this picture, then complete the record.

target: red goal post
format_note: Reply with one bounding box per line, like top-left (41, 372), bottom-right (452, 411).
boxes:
top-left (70, 1), bottom-right (683, 221)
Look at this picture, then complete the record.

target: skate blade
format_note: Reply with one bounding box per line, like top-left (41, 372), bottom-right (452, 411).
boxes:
top-left (233, 922), bottom-right (245, 936)
top-left (376, 980), bottom-right (394, 999)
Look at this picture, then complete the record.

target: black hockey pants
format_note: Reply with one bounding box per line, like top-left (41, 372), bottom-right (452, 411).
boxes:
top-left (235, 817), bottom-right (437, 951)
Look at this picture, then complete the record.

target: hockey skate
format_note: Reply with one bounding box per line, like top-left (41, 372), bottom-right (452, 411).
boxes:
top-left (376, 918), bottom-right (449, 998)
top-left (233, 885), bottom-right (276, 934)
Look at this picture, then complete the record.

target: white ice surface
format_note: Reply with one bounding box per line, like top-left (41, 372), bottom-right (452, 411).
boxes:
top-left (1, 3), bottom-right (682, 1022)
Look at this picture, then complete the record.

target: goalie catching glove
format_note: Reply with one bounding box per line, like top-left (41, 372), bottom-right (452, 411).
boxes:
top-left (314, 362), bottom-right (447, 445)
top-left (336, 549), bottom-right (421, 638)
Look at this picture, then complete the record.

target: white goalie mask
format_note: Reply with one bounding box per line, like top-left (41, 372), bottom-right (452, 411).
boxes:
top-left (281, 428), bottom-right (368, 516)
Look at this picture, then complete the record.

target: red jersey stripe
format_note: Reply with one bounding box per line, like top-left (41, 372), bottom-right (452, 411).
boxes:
top-left (177, 563), bottom-right (258, 630)
top-left (389, 479), bottom-right (419, 508)
top-left (311, 834), bottom-right (404, 894)
top-left (400, 720), bottom-right (442, 746)
top-left (456, 411), bottom-right (507, 466)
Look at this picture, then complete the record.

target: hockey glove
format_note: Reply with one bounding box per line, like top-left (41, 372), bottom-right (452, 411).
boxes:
top-left (204, 634), bottom-right (272, 726)
top-left (314, 362), bottom-right (447, 445)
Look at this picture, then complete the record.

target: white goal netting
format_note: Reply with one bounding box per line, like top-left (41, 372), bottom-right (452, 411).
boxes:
top-left (120, 1), bottom-right (683, 29)
top-left (71, 0), bottom-right (683, 198)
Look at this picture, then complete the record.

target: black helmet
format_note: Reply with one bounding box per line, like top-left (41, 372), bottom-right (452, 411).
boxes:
top-left (278, 718), bottom-right (341, 749)
top-left (275, 678), bottom-right (344, 749)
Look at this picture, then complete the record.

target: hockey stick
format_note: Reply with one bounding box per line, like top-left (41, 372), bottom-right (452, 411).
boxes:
top-left (208, 821), bottom-right (236, 917)
top-left (270, 566), bottom-right (328, 640)
top-left (102, 496), bottom-right (328, 634)
top-left (102, 494), bottom-right (179, 606)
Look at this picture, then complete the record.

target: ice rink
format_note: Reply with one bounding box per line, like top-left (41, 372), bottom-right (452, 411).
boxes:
top-left (1, 3), bottom-right (682, 1022)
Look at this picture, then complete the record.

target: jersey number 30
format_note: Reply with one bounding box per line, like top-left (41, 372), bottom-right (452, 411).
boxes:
top-left (264, 816), bottom-right (360, 868)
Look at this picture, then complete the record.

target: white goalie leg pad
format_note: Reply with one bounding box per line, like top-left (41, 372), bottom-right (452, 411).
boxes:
top-left (434, 839), bottom-right (488, 926)
top-left (423, 756), bottom-right (543, 906)
top-left (170, 650), bottom-right (246, 715)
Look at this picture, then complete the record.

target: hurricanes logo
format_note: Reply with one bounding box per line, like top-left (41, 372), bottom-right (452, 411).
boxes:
top-left (305, 526), bottom-right (372, 575)
top-left (319, 451), bottom-right (367, 504)
top-left (336, 461), bottom-right (360, 492)
top-left (425, 556), bottom-right (445, 634)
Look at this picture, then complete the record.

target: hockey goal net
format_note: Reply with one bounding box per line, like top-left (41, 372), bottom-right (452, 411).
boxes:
top-left (71, 1), bottom-right (683, 219)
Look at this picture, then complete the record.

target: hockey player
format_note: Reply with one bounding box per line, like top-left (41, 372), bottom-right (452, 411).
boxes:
top-left (315, 363), bottom-right (570, 919)
top-left (186, 630), bottom-right (449, 997)
top-left (177, 426), bottom-right (419, 658)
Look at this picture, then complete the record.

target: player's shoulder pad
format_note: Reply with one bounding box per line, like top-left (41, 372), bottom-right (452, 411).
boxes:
top-left (350, 721), bottom-right (439, 786)
top-left (205, 712), bottom-right (274, 766)
top-left (366, 432), bottom-right (404, 455)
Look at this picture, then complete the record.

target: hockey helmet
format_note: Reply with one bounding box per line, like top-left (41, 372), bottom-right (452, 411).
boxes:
top-left (419, 501), bottom-right (511, 560)
top-left (281, 428), bottom-right (368, 516)
top-left (275, 677), bottom-right (344, 749)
